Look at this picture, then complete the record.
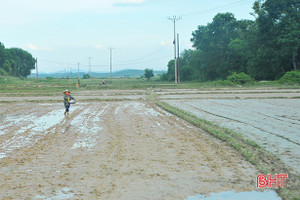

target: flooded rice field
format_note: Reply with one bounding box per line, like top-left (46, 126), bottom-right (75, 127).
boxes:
top-left (165, 98), bottom-right (300, 174)
top-left (156, 89), bottom-right (300, 100)
top-left (0, 90), bottom-right (147, 102)
top-left (0, 101), bottom-right (278, 199)
top-left (186, 190), bottom-right (281, 200)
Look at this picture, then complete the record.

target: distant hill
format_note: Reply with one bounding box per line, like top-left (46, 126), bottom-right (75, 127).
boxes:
top-left (30, 69), bottom-right (166, 78)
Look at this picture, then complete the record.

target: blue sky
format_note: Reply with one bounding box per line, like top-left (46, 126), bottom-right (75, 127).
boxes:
top-left (0, 0), bottom-right (255, 73)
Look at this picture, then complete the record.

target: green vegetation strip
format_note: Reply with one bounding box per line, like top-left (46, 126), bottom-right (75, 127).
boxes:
top-left (156, 101), bottom-right (300, 200)
top-left (1, 76), bottom-right (300, 94)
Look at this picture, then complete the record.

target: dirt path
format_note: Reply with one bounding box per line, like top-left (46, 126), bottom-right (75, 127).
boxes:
top-left (0, 102), bottom-right (260, 199)
top-left (0, 90), bottom-right (146, 102)
top-left (1, 88), bottom-right (300, 102)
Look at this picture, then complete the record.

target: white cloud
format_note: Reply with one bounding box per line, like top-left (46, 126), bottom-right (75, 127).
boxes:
top-left (94, 44), bottom-right (105, 49)
top-left (160, 40), bottom-right (173, 46)
top-left (26, 43), bottom-right (54, 51)
top-left (0, 0), bottom-right (147, 26)
top-left (113, 0), bottom-right (146, 6)
top-left (27, 43), bottom-right (39, 50)
top-left (0, 0), bottom-right (141, 14)
top-left (118, 0), bottom-right (146, 4)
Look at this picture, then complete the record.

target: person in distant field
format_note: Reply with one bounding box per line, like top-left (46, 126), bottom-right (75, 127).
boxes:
top-left (63, 89), bottom-right (75, 116)
top-left (102, 80), bottom-right (107, 85)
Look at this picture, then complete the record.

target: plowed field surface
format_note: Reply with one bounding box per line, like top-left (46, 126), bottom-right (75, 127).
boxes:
top-left (0, 101), bottom-right (258, 199)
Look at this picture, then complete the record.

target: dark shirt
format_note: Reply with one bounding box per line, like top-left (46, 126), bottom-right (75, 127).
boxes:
top-left (63, 94), bottom-right (74, 106)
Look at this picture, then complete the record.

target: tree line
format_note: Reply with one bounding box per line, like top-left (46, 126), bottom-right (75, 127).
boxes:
top-left (0, 42), bottom-right (36, 77)
top-left (162, 0), bottom-right (300, 82)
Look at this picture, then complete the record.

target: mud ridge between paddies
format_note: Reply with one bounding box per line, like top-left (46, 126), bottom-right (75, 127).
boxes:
top-left (1, 88), bottom-right (300, 103)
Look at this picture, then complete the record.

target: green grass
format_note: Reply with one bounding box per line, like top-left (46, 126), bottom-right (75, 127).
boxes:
top-left (1, 76), bottom-right (300, 94)
top-left (156, 101), bottom-right (300, 200)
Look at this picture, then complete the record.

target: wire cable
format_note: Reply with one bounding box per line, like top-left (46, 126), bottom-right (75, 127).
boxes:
top-left (180, 0), bottom-right (253, 17)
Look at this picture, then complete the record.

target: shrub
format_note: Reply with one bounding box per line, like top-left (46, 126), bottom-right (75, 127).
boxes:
top-left (279, 71), bottom-right (300, 84)
top-left (83, 74), bottom-right (90, 79)
top-left (215, 80), bottom-right (235, 86)
top-left (159, 73), bottom-right (168, 81)
top-left (226, 72), bottom-right (254, 85)
top-left (46, 77), bottom-right (54, 80)
top-left (144, 68), bottom-right (154, 80)
top-left (0, 68), bottom-right (9, 76)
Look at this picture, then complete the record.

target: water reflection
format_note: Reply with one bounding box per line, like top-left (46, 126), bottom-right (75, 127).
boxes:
top-left (186, 190), bottom-right (281, 200)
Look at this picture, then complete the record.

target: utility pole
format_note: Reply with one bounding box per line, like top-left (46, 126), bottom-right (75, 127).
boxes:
top-left (88, 57), bottom-right (92, 79)
top-left (177, 33), bottom-right (180, 84)
top-left (109, 48), bottom-right (113, 82)
top-left (168, 16), bottom-right (181, 84)
top-left (77, 62), bottom-right (80, 87)
top-left (36, 58), bottom-right (39, 87)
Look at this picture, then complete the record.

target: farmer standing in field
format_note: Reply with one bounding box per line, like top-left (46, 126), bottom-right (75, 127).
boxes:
top-left (63, 89), bottom-right (75, 117)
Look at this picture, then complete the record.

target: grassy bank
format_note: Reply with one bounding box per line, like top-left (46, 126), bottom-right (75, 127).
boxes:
top-left (1, 76), bottom-right (300, 94)
top-left (156, 101), bottom-right (300, 200)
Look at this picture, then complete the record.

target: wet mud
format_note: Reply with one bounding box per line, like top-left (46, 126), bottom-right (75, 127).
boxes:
top-left (165, 99), bottom-right (300, 174)
top-left (0, 101), bottom-right (267, 199)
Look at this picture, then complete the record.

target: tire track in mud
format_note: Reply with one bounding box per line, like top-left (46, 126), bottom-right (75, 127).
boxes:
top-left (150, 103), bottom-right (254, 181)
top-left (1, 101), bottom-right (261, 199)
top-left (165, 99), bottom-right (300, 174)
top-left (181, 102), bottom-right (300, 146)
top-left (81, 102), bottom-right (259, 199)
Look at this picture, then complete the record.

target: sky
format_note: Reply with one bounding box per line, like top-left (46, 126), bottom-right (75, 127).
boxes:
top-left (0, 0), bottom-right (255, 73)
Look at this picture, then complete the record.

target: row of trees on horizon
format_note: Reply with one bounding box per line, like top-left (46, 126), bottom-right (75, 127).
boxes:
top-left (162, 0), bottom-right (300, 82)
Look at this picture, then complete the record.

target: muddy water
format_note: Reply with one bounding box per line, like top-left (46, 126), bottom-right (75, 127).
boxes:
top-left (186, 190), bottom-right (281, 200)
top-left (1, 102), bottom-right (269, 199)
top-left (0, 90), bottom-right (147, 102)
top-left (165, 99), bottom-right (300, 174)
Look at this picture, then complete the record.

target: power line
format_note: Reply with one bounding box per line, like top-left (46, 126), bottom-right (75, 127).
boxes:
top-left (180, 0), bottom-right (253, 17)
top-left (118, 24), bottom-right (171, 50)
top-left (38, 57), bottom-right (108, 67)
top-left (115, 54), bottom-right (173, 66)
top-left (34, 0), bottom-right (256, 76)
top-left (38, 49), bottom-right (171, 71)
top-left (38, 58), bottom-right (77, 66)
top-left (116, 46), bottom-right (166, 63)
